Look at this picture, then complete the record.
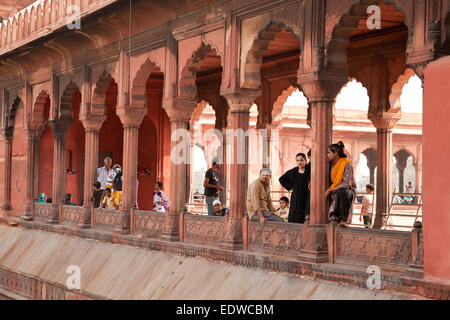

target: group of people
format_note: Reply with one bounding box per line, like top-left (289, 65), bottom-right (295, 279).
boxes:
top-left (204, 140), bottom-right (372, 227)
top-left (37, 156), bottom-right (170, 213)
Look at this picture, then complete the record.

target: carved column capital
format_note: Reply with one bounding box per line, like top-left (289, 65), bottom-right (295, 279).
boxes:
top-left (298, 73), bottom-right (346, 103)
top-left (162, 98), bottom-right (197, 122)
top-left (80, 114), bottom-right (106, 131)
top-left (116, 107), bottom-right (146, 127)
top-left (369, 112), bottom-right (402, 130)
top-left (220, 88), bottom-right (260, 112)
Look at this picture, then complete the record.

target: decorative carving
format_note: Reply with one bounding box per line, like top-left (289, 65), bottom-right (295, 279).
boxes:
top-left (336, 228), bottom-right (412, 266)
top-left (33, 202), bottom-right (53, 220)
top-left (61, 205), bottom-right (83, 225)
top-left (297, 75), bottom-right (346, 103)
top-left (369, 112), bottom-right (402, 129)
top-left (134, 211), bottom-right (165, 236)
top-left (184, 214), bottom-right (224, 244)
top-left (93, 208), bottom-right (121, 230)
top-left (248, 221), bottom-right (303, 257)
top-left (220, 88), bottom-right (260, 112)
top-left (223, 216), bottom-right (242, 242)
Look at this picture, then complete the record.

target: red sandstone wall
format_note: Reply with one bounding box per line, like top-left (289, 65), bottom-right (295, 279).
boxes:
top-left (38, 125), bottom-right (54, 199)
top-left (423, 56), bottom-right (450, 282)
top-left (10, 103), bottom-right (27, 213)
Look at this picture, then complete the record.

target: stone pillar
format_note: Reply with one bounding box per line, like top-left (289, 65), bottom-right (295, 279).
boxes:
top-left (79, 117), bottom-right (105, 228)
top-left (1, 131), bottom-right (13, 211)
top-left (23, 127), bottom-right (41, 220)
top-left (47, 121), bottom-right (71, 224)
top-left (394, 150), bottom-right (409, 194)
top-left (414, 144), bottom-right (422, 193)
top-left (115, 109), bottom-right (146, 235)
top-left (221, 88), bottom-right (259, 250)
top-left (217, 128), bottom-right (228, 206)
top-left (370, 114), bottom-right (400, 229)
top-left (161, 98), bottom-right (197, 241)
top-left (297, 77), bottom-right (344, 263)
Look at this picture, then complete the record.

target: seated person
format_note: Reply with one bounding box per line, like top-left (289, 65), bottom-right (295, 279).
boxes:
top-left (213, 200), bottom-right (229, 216)
top-left (64, 193), bottom-right (76, 206)
top-left (274, 196), bottom-right (289, 222)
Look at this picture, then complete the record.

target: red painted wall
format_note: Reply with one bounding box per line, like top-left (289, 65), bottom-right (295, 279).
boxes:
top-left (423, 56), bottom-right (450, 282)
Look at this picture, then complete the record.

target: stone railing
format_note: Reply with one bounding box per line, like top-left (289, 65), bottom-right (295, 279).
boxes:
top-left (330, 226), bottom-right (412, 270)
top-left (134, 210), bottom-right (165, 238)
top-left (61, 205), bottom-right (83, 225)
top-left (33, 202), bottom-right (53, 221)
top-left (93, 208), bottom-right (120, 230)
top-left (0, 0), bottom-right (118, 54)
top-left (183, 214), bottom-right (225, 245)
top-left (247, 220), bottom-right (304, 257)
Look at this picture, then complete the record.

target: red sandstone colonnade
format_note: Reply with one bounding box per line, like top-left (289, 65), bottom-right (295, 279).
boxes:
top-left (0, 0), bottom-right (449, 284)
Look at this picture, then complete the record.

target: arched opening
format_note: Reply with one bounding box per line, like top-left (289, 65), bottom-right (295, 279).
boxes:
top-left (37, 93), bottom-right (52, 201)
top-left (98, 79), bottom-right (122, 189)
top-left (64, 88), bottom-right (84, 205)
top-left (136, 69), bottom-right (170, 211)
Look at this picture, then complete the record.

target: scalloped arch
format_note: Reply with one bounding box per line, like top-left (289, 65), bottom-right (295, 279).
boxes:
top-left (389, 67), bottom-right (416, 112)
top-left (131, 59), bottom-right (161, 109)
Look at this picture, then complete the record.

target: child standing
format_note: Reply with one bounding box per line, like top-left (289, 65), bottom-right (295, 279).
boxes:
top-left (90, 181), bottom-right (103, 208)
top-left (152, 182), bottom-right (168, 212)
top-left (274, 196), bottom-right (290, 222)
top-left (101, 188), bottom-right (117, 209)
top-left (360, 184), bottom-right (374, 228)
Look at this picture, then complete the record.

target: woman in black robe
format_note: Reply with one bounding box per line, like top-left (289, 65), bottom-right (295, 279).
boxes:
top-left (279, 153), bottom-right (310, 223)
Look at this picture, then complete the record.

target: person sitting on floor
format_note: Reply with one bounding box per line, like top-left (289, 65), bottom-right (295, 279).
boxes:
top-left (64, 193), bottom-right (76, 206)
top-left (38, 193), bottom-right (47, 203)
top-left (274, 196), bottom-right (290, 222)
top-left (213, 200), bottom-right (229, 216)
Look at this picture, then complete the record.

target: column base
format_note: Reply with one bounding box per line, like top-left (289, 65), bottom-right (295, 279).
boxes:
top-left (113, 209), bottom-right (131, 235)
top-left (298, 224), bottom-right (329, 263)
top-left (160, 212), bottom-right (180, 242)
top-left (77, 207), bottom-right (91, 229)
top-left (372, 213), bottom-right (387, 229)
top-left (46, 204), bottom-right (60, 224)
top-left (220, 217), bottom-right (243, 251)
top-left (408, 264), bottom-right (424, 279)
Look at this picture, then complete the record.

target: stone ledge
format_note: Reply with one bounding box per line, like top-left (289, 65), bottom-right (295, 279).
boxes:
top-left (18, 220), bottom-right (449, 299)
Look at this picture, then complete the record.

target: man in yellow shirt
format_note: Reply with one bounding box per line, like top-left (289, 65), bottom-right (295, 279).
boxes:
top-left (247, 168), bottom-right (284, 226)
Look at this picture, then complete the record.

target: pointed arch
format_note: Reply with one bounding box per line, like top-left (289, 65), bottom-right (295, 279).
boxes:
top-left (389, 68), bottom-right (416, 112)
top-left (131, 59), bottom-right (160, 109)
top-left (5, 95), bottom-right (22, 134)
top-left (92, 71), bottom-right (115, 116)
top-left (31, 89), bottom-right (50, 126)
top-left (178, 42), bottom-right (222, 99)
top-left (325, 0), bottom-right (410, 75)
top-left (242, 21), bottom-right (301, 89)
top-left (60, 81), bottom-right (80, 121)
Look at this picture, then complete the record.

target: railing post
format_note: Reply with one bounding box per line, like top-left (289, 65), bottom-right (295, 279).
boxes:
top-left (179, 209), bottom-right (185, 242)
top-left (242, 216), bottom-right (248, 250)
top-left (326, 218), bottom-right (337, 263)
top-left (408, 221), bottom-right (424, 278)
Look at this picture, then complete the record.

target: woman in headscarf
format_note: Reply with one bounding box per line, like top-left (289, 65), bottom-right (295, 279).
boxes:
top-left (38, 193), bottom-right (47, 203)
top-left (279, 153), bottom-right (310, 223)
top-left (324, 141), bottom-right (357, 227)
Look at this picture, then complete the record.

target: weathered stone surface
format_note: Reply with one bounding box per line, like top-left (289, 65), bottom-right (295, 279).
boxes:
top-left (0, 225), bottom-right (421, 300)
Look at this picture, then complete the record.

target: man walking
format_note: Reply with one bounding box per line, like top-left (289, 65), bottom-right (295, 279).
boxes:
top-left (203, 158), bottom-right (223, 216)
top-left (247, 168), bottom-right (284, 226)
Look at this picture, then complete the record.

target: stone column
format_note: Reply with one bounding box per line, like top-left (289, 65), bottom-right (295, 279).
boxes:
top-left (370, 114), bottom-right (400, 229)
top-left (115, 109), bottom-right (146, 235)
top-left (221, 88), bottom-right (260, 250)
top-left (47, 121), bottom-right (71, 224)
top-left (297, 77), bottom-right (344, 263)
top-left (1, 131), bottom-right (13, 211)
top-left (23, 126), bottom-right (41, 220)
top-left (161, 98), bottom-right (197, 241)
top-left (414, 144), bottom-right (422, 193)
top-left (394, 150), bottom-right (409, 194)
top-left (79, 117), bottom-right (105, 228)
